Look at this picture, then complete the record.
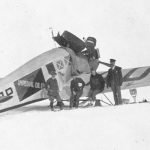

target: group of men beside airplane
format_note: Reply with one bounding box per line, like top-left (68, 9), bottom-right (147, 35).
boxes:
top-left (46, 35), bottom-right (123, 111)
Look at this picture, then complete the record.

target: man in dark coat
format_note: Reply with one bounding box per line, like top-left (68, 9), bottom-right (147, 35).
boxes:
top-left (88, 69), bottom-right (105, 105)
top-left (70, 74), bottom-right (85, 108)
top-left (46, 71), bottom-right (63, 111)
top-left (106, 59), bottom-right (123, 105)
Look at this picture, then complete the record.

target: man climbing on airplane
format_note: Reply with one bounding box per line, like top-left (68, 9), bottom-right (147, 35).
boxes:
top-left (83, 37), bottom-right (99, 59)
top-left (82, 37), bottom-right (100, 71)
top-left (88, 69), bottom-right (105, 105)
top-left (70, 73), bottom-right (85, 108)
top-left (106, 59), bottom-right (123, 105)
top-left (46, 71), bottom-right (63, 111)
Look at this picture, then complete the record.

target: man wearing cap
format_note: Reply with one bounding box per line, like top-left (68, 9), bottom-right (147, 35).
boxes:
top-left (46, 71), bottom-right (63, 110)
top-left (88, 69), bottom-right (105, 105)
top-left (84, 37), bottom-right (99, 59)
top-left (83, 37), bottom-right (100, 71)
top-left (106, 59), bottom-right (123, 105)
top-left (70, 73), bottom-right (85, 108)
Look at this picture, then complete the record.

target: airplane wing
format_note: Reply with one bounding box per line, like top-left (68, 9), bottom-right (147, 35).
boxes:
top-left (66, 66), bottom-right (150, 97)
top-left (101, 66), bottom-right (150, 92)
top-left (122, 66), bottom-right (150, 89)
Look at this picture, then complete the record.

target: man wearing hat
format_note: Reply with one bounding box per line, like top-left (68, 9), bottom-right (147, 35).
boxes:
top-left (84, 37), bottom-right (99, 60)
top-left (70, 73), bottom-right (85, 108)
top-left (83, 37), bottom-right (100, 71)
top-left (46, 70), bottom-right (63, 110)
top-left (106, 59), bottom-right (123, 105)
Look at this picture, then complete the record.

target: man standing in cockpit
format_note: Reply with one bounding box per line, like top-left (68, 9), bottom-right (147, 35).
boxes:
top-left (83, 37), bottom-right (100, 71)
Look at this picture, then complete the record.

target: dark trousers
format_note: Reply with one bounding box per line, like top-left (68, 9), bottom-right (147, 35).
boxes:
top-left (111, 83), bottom-right (122, 105)
top-left (88, 89), bottom-right (102, 100)
top-left (48, 91), bottom-right (62, 109)
top-left (70, 90), bottom-right (83, 108)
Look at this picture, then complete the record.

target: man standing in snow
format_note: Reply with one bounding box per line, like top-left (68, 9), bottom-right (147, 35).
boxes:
top-left (88, 69), bottom-right (105, 105)
top-left (46, 71), bottom-right (63, 111)
top-left (106, 59), bottom-right (123, 105)
top-left (70, 73), bottom-right (85, 108)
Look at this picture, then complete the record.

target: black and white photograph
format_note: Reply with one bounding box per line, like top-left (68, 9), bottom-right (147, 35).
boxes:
top-left (0, 0), bottom-right (150, 150)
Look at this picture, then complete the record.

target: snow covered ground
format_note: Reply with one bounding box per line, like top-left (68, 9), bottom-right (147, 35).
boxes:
top-left (0, 100), bottom-right (150, 150)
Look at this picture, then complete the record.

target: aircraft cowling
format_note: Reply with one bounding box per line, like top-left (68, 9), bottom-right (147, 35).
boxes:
top-left (54, 31), bottom-right (85, 54)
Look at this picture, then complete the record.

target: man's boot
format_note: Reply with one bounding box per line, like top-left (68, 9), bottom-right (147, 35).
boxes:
top-left (58, 102), bottom-right (63, 110)
top-left (95, 99), bottom-right (101, 107)
top-left (73, 100), bottom-right (76, 107)
top-left (50, 102), bottom-right (54, 111)
top-left (70, 100), bottom-right (73, 108)
top-left (75, 100), bottom-right (79, 108)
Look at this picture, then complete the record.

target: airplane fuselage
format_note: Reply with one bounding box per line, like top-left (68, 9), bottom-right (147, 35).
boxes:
top-left (0, 47), bottom-right (150, 112)
top-left (0, 47), bottom-right (77, 111)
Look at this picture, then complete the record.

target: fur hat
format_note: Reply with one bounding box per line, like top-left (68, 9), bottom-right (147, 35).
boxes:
top-left (110, 59), bottom-right (116, 63)
top-left (86, 37), bottom-right (96, 47)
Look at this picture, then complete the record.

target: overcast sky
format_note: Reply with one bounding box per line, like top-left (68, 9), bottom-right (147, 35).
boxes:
top-left (0, 0), bottom-right (150, 99)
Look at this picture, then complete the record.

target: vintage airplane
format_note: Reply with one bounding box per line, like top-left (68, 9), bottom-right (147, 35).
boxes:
top-left (0, 30), bottom-right (150, 112)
